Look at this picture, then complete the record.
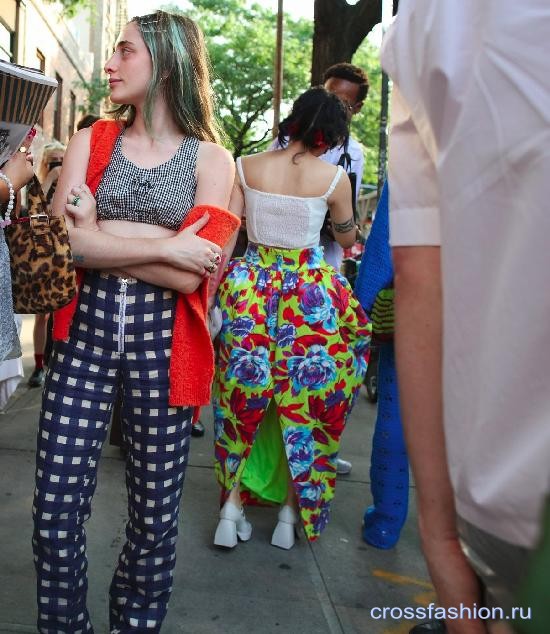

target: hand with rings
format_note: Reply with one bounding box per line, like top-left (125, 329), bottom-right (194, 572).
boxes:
top-left (205, 251), bottom-right (221, 275)
top-left (166, 213), bottom-right (224, 273)
top-left (65, 183), bottom-right (99, 230)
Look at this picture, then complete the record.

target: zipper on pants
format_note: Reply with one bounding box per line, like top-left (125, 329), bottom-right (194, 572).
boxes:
top-left (117, 278), bottom-right (129, 354)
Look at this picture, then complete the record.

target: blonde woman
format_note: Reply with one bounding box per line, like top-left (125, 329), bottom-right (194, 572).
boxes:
top-left (26, 142), bottom-right (67, 387)
top-left (37, 140), bottom-right (66, 206)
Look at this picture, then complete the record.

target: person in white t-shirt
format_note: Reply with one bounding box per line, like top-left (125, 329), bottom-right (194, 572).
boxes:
top-left (321, 63), bottom-right (368, 476)
top-left (383, 1), bottom-right (550, 633)
top-left (318, 63), bottom-right (366, 272)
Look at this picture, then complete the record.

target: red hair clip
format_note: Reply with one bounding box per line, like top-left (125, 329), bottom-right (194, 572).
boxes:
top-left (313, 130), bottom-right (328, 150)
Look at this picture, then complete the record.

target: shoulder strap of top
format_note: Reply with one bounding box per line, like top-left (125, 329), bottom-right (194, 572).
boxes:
top-left (236, 156), bottom-right (248, 189)
top-left (323, 165), bottom-right (345, 199)
top-left (179, 135), bottom-right (200, 154)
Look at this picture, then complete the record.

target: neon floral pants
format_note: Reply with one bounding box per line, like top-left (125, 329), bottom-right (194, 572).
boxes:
top-left (213, 244), bottom-right (370, 540)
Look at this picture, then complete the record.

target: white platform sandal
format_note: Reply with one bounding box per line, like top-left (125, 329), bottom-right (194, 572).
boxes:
top-left (271, 505), bottom-right (299, 550)
top-left (214, 501), bottom-right (252, 549)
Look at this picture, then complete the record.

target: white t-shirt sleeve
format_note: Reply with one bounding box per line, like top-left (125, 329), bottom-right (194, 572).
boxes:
top-left (388, 85), bottom-right (441, 247)
top-left (348, 139), bottom-right (364, 201)
top-left (269, 137), bottom-right (283, 151)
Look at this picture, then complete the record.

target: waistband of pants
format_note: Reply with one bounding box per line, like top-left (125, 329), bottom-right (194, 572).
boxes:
top-left (97, 271), bottom-right (138, 284)
top-left (245, 242), bottom-right (325, 270)
top-left (82, 270), bottom-right (176, 300)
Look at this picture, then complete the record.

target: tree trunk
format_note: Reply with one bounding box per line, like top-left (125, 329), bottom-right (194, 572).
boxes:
top-left (311, 0), bottom-right (399, 85)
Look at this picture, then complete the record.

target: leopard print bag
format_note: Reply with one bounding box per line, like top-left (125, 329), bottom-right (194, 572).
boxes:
top-left (4, 175), bottom-right (76, 313)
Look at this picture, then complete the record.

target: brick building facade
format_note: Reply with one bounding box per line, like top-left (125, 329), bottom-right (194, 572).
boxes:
top-left (0, 0), bottom-right (127, 148)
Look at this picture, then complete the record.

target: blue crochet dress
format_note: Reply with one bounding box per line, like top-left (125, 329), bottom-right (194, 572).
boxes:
top-left (354, 181), bottom-right (409, 549)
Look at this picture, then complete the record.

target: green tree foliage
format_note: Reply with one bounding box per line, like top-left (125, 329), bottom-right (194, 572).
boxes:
top-left (44, 0), bottom-right (93, 19)
top-left (162, 1), bottom-right (382, 184)
top-left (73, 76), bottom-right (110, 115)
top-left (163, 0), bottom-right (312, 158)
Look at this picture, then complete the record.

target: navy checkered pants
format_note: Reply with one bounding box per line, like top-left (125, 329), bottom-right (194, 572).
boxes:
top-left (32, 272), bottom-right (192, 633)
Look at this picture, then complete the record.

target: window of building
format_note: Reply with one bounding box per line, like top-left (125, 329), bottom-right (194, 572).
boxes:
top-left (36, 49), bottom-right (45, 72)
top-left (0, 20), bottom-right (14, 62)
top-left (53, 73), bottom-right (63, 141)
top-left (69, 91), bottom-right (76, 138)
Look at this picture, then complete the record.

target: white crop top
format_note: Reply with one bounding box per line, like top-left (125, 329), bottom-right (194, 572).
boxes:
top-left (236, 157), bottom-right (345, 249)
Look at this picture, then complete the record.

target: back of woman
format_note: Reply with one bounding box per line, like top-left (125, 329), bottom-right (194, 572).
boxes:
top-left (212, 87), bottom-right (371, 550)
top-left (235, 89), bottom-right (357, 251)
top-left (241, 148), bottom-right (339, 198)
top-left (237, 149), bottom-right (345, 251)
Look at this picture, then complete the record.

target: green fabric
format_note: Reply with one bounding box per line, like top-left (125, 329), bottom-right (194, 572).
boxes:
top-left (371, 288), bottom-right (395, 337)
top-left (515, 497), bottom-right (550, 633)
top-left (241, 401), bottom-right (288, 504)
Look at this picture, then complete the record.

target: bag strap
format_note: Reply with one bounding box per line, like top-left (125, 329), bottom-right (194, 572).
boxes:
top-left (337, 140), bottom-right (358, 219)
top-left (337, 137), bottom-right (352, 171)
top-left (337, 150), bottom-right (353, 173)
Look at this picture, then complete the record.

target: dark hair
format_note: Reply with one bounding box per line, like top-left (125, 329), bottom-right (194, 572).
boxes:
top-left (76, 114), bottom-right (100, 131)
top-left (277, 86), bottom-right (349, 152)
top-left (323, 62), bottom-right (369, 102)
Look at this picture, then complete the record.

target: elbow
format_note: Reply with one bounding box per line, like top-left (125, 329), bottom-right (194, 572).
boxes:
top-left (178, 281), bottom-right (199, 295)
top-left (178, 275), bottom-right (203, 295)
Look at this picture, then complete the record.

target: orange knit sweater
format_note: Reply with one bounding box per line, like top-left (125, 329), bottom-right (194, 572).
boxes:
top-left (53, 120), bottom-right (240, 408)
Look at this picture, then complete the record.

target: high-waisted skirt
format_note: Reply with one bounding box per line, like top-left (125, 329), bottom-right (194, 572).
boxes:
top-left (213, 243), bottom-right (371, 540)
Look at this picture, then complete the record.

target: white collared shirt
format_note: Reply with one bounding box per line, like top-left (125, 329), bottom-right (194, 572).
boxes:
top-left (383, 0), bottom-right (550, 548)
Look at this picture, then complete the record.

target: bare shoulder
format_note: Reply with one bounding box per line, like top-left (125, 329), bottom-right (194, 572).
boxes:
top-left (197, 141), bottom-right (234, 170)
top-left (328, 165), bottom-right (352, 203)
top-left (318, 157), bottom-right (341, 178)
top-left (65, 127), bottom-right (92, 159)
top-left (239, 150), bottom-right (277, 174)
top-left (241, 150), bottom-right (269, 164)
top-left (60, 127), bottom-right (94, 169)
top-left (69, 126), bottom-right (93, 146)
top-left (194, 142), bottom-right (235, 207)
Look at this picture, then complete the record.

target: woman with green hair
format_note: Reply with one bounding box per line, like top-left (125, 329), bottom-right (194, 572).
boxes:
top-left (31, 11), bottom-right (239, 633)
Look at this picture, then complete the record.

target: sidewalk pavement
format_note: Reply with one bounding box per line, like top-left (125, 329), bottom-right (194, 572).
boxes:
top-left (0, 316), bottom-right (433, 634)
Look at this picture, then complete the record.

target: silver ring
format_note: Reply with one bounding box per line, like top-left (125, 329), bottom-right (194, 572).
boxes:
top-left (72, 196), bottom-right (80, 207)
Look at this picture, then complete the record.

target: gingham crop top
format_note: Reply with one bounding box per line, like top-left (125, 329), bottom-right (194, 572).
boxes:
top-left (236, 156), bottom-right (344, 249)
top-left (95, 132), bottom-right (199, 230)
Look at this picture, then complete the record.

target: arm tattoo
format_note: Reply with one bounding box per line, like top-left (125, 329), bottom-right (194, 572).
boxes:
top-left (73, 254), bottom-right (85, 264)
top-left (332, 217), bottom-right (355, 233)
